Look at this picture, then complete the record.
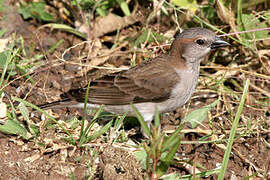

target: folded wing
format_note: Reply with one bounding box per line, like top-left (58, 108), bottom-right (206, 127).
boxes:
top-left (66, 56), bottom-right (181, 105)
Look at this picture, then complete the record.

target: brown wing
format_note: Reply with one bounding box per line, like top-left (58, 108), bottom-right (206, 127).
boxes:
top-left (66, 56), bottom-right (181, 105)
top-left (66, 75), bottom-right (134, 105)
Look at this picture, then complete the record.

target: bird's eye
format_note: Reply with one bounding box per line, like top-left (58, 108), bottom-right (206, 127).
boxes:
top-left (196, 39), bottom-right (205, 45)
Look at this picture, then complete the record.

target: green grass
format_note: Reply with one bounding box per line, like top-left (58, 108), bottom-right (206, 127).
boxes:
top-left (218, 79), bottom-right (250, 179)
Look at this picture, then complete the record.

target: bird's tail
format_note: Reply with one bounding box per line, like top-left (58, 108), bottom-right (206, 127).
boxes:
top-left (37, 98), bottom-right (78, 110)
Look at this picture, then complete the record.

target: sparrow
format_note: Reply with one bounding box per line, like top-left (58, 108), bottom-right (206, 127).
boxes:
top-left (39, 27), bottom-right (230, 126)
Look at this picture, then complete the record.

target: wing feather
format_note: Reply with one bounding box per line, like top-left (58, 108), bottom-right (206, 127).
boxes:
top-left (65, 56), bottom-right (181, 105)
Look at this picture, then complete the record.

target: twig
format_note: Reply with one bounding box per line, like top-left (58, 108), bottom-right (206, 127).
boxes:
top-left (218, 27), bottom-right (270, 37)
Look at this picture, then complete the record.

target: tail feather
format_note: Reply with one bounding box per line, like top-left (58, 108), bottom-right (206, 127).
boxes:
top-left (37, 98), bottom-right (77, 110)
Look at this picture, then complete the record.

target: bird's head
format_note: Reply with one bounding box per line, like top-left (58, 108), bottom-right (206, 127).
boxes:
top-left (171, 27), bottom-right (230, 62)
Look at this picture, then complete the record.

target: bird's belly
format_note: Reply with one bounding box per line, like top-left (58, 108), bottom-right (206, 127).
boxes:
top-left (161, 69), bottom-right (199, 112)
top-left (102, 84), bottom-right (197, 117)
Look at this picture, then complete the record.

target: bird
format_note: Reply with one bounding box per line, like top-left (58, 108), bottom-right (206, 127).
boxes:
top-left (39, 27), bottom-right (230, 127)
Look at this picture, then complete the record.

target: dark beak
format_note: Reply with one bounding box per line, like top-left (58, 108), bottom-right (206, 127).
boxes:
top-left (211, 37), bottom-right (230, 49)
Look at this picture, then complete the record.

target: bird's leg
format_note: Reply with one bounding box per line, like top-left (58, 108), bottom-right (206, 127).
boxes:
top-left (143, 114), bottom-right (154, 128)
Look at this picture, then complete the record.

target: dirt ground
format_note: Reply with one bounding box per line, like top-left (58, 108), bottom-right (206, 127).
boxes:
top-left (1, 1), bottom-right (270, 179)
top-left (1, 122), bottom-right (269, 179)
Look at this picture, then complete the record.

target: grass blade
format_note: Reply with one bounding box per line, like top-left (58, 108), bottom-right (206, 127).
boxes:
top-left (131, 104), bottom-right (151, 137)
top-left (154, 106), bottom-right (160, 128)
top-left (43, 23), bottom-right (87, 39)
top-left (116, 0), bottom-right (131, 16)
top-left (87, 120), bottom-right (113, 142)
top-left (217, 79), bottom-right (250, 180)
top-left (79, 81), bottom-right (91, 142)
top-left (13, 97), bottom-right (73, 138)
top-left (162, 122), bottom-right (184, 151)
top-left (157, 136), bottom-right (182, 177)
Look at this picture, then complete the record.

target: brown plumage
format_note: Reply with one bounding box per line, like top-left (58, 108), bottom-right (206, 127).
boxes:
top-left (67, 55), bottom-right (181, 105)
top-left (39, 27), bottom-right (230, 124)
